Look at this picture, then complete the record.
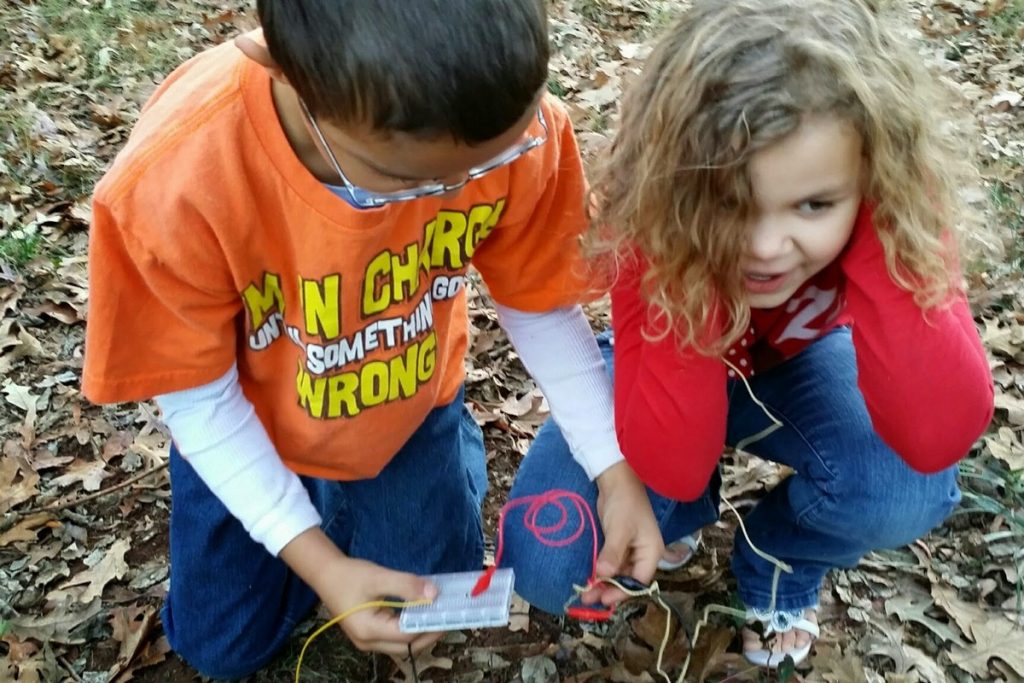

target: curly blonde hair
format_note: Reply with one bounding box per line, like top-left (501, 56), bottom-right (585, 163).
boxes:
top-left (589, 0), bottom-right (970, 354)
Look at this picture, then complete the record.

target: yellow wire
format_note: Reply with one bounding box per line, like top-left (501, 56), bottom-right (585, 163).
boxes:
top-left (294, 598), bottom-right (433, 683)
top-left (298, 357), bottom-right (789, 682)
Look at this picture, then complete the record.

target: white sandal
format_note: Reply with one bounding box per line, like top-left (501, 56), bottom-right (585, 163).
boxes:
top-left (742, 606), bottom-right (819, 668)
top-left (656, 532), bottom-right (701, 571)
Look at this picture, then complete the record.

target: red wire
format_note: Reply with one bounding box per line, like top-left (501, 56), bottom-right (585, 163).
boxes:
top-left (492, 489), bottom-right (599, 585)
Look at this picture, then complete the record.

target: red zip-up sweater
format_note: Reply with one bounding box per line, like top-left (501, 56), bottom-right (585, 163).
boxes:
top-left (612, 207), bottom-right (994, 501)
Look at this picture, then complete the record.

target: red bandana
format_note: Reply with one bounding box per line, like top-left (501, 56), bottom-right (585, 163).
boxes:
top-left (725, 262), bottom-right (849, 379)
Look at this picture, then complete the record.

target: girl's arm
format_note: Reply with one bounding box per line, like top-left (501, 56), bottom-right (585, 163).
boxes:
top-left (841, 211), bottom-right (994, 472)
top-left (612, 262), bottom-right (729, 501)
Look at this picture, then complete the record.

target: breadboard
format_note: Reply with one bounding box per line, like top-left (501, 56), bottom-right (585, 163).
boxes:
top-left (399, 569), bottom-right (515, 633)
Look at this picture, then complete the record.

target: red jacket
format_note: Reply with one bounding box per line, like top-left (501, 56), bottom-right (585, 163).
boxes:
top-left (613, 207), bottom-right (994, 501)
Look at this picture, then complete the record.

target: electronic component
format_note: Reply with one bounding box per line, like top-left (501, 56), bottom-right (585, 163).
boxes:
top-left (399, 568), bottom-right (515, 633)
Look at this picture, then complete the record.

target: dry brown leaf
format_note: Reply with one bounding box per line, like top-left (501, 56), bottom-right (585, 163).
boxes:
top-left (390, 643), bottom-right (453, 682)
top-left (884, 585), bottom-right (967, 645)
top-left (985, 427), bottom-right (1024, 469)
top-left (931, 582), bottom-right (990, 638)
top-left (30, 300), bottom-right (83, 325)
top-left (0, 511), bottom-right (54, 546)
top-left (614, 602), bottom-right (689, 676)
top-left (0, 642), bottom-right (60, 683)
top-left (58, 537), bottom-right (130, 602)
top-left (106, 603), bottom-right (160, 682)
top-left (721, 455), bottom-right (787, 500)
top-left (992, 659), bottom-right (1024, 683)
top-left (48, 457), bottom-right (112, 492)
top-left (0, 451), bottom-right (40, 514)
top-left (903, 645), bottom-right (946, 683)
top-left (608, 662), bottom-right (656, 682)
top-left (520, 654), bottom-right (557, 683)
top-left (995, 391), bottom-right (1024, 426)
top-left (810, 643), bottom-right (870, 682)
top-left (2, 381), bottom-right (37, 422)
top-left (7, 596), bottom-right (103, 644)
top-left (949, 616), bottom-right (1024, 677)
top-left (685, 626), bottom-right (735, 683)
top-left (1, 633), bottom-right (40, 663)
top-left (508, 593), bottom-right (530, 633)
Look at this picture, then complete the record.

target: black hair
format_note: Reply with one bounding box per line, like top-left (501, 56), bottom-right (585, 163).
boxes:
top-left (258, 0), bottom-right (549, 143)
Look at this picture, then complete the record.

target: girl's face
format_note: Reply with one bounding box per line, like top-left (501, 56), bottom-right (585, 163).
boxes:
top-left (742, 115), bottom-right (864, 309)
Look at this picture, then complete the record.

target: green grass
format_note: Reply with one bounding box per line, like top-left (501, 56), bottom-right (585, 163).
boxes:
top-left (0, 233), bottom-right (42, 269)
top-left (547, 78), bottom-right (568, 99)
top-left (254, 624), bottom-right (369, 682)
top-left (988, 0), bottom-right (1024, 42)
top-left (635, 2), bottom-right (679, 41)
top-left (990, 178), bottom-right (1024, 270)
top-left (0, 0), bottom-right (195, 267)
top-left (28, 0), bottom-right (186, 82)
top-left (957, 455), bottom-right (1024, 610)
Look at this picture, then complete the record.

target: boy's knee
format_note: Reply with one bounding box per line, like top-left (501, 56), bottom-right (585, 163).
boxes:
top-left (181, 652), bottom-right (263, 681)
top-left (169, 638), bottom-right (260, 680)
top-left (163, 604), bottom-right (282, 680)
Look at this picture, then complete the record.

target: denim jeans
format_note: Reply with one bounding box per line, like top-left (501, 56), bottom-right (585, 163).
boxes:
top-left (161, 388), bottom-right (487, 679)
top-left (504, 328), bottom-right (960, 614)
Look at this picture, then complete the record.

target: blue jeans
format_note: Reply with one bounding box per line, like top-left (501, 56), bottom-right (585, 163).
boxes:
top-left (504, 328), bottom-right (960, 614)
top-left (162, 388), bottom-right (487, 680)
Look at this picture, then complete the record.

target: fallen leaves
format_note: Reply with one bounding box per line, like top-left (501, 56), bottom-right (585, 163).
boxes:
top-left (106, 603), bottom-right (164, 682)
top-left (0, 511), bottom-right (54, 547)
top-left (984, 426), bottom-right (1024, 469)
top-left (0, 450), bottom-right (40, 514)
top-left (0, 0), bottom-right (1021, 681)
top-left (55, 538), bottom-right (130, 603)
top-left (7, 596), bottom-right (104, 644)
top-left (884, 584), bottom-right (967, 646)
top-left (949, 616), bottom-right (1024, 677)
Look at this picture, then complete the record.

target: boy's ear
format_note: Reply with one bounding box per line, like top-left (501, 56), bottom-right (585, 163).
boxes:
top-left (235, 33), bottom-right (290, 85)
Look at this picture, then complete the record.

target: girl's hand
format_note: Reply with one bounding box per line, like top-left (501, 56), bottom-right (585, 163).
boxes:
top-left (583, 462), bottom-right (664, 606)
top-left (280, 527), bottom-right (442, 655)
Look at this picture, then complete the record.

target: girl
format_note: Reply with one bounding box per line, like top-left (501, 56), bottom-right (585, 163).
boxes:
top-left (505, 0), bottom-right (994, 669)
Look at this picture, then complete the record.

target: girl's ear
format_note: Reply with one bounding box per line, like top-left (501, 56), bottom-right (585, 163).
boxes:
top-left (235, 33), bottom-right (290, 85)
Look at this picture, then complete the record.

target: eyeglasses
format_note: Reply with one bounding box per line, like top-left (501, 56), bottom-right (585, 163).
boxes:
top-left (298, 98), bottom-right (549, 209)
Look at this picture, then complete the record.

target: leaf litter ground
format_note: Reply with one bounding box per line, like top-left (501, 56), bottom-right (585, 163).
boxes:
top-left (0, 1), bottom-right (1022, 681)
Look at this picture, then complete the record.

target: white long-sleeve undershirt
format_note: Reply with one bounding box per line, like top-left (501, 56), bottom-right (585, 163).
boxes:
top-left (155, 305), bottom-right (622, 556)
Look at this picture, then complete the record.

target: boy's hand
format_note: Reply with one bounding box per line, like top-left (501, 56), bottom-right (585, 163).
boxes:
top-left (318, 556), bottom-right (443, 655)
top-left (280, 528), bottom-right (442, 655)
top-left (582, 461), bottom-right (664, 606)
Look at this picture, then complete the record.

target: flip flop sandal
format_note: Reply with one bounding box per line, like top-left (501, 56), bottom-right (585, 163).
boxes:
top-left (742, 605), bottom-right (820, 668)
top-left (656, 531), bottom-right (701, 571)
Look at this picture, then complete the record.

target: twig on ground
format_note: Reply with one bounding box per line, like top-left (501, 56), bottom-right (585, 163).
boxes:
top-left (57, 654), bottom-right (84, 682)
top-left (20, 462), bottom-right (169, 516)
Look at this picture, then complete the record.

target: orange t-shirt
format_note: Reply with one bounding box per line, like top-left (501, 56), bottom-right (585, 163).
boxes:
top-left (83, 40), bottom-right (591, 480)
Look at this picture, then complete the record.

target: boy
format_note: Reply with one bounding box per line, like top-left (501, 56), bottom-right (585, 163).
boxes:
top-left (84, 0), bottom-right (663, 677)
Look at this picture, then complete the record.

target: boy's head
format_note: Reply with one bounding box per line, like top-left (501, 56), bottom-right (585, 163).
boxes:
top-left (257, 0), bottom-right (549, 144)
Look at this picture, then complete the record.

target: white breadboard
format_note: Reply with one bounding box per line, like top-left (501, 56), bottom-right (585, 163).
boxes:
top-left (399, 569), bottom-right (515, 633)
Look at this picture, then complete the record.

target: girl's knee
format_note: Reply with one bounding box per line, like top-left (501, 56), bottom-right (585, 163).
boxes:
top-left (501, 522), bottom-right (592, 615)
top-left (810, 464), bottom-right (959, 548)
top-left (511, 567), bottom-right (577, 616)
